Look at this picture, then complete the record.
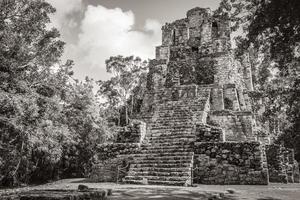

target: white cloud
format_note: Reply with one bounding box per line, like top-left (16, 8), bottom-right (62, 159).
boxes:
top-left (66, 5), bottom-right (161, 80)
top-left (46, 0), bottom-right (82, 30)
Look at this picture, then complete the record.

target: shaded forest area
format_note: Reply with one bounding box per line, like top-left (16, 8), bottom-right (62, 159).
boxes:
top-left (0, 0), bottom-right (299, 187)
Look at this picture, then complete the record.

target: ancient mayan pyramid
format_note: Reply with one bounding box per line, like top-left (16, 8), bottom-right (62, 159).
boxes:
top-left (91, 7), bottom-right (299, 186)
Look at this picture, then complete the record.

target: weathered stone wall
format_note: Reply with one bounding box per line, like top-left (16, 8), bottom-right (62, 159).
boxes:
top-left (209, 111), bottom-right (255, 141)
top-left (94, 143), bottom-right (140, 161)
top-left (209, 84), bottom-right (252, 112)
top-left (90, 143), bottom-right (140, 182)
top-left (284, 148), bottom-right (295, 183)
top-left (210, 86), bottom-right (224, 110)
top-left (238, 54), bottom-right (254, 91)
top-left (156, 46), bottom-right (169, 60)
top-left (193, 142), bottom-right (269, 185)
top-left (115, 120), bottom-right (146, 143)
top-left (146, 59), bottom-right (168, 91)
top-left (223, 84), bottom-right (240, 111)
top-left (213, 55), bottom-right (238, 86)
top-left (293, 161), bottom-right (300, 183)
top-left (195, 124), bottom-right (224, 142)
top-left (141, 85), bottom-right (210, 114)
top-left (187, 8), bottom-right (212, 45)
top-left (266, 144), bottom-right (288, 183)
top-left (90, 155), bottom-right (132, 183)
top-left (266, 144), bottom-right (300, 183)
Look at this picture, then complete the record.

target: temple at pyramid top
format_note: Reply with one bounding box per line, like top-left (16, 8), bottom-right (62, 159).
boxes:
top-left (154, 7), bottom-right (253, 91)
top-left (159, 7), bottom-right (230, 55)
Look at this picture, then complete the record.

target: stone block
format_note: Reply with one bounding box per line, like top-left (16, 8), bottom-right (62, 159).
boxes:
top-left (19, 189), bottom-right (108, 200)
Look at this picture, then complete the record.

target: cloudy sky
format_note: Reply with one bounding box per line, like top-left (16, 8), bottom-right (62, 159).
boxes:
top-left (46, 0), bottom-right (221, 81)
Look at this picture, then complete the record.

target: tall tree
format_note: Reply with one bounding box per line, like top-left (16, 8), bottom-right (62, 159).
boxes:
top-left (98, 56), bottom-right (148, 126)
top-left (0, 0), bottom-right (67, 186)
top-left (0, 0), bottom-right (110, 186)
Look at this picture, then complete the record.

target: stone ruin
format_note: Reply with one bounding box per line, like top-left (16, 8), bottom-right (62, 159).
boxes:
top-left (90, 7), bottom-right (300, 186)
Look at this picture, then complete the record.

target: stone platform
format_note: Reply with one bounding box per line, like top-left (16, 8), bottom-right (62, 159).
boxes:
top-left (2, 188), bottom-right (110, 200)
top-left (20, 189), bottom-right (108, 200)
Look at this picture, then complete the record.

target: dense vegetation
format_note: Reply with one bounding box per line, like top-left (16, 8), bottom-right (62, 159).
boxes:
top-left (217, 0), bottom-right (300, 160)
top-left (0, 0), bottom-right (299, 188)
top-left (0, 0), bottom-right (111, 187)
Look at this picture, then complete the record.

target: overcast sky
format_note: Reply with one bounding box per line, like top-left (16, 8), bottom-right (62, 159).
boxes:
top-left (46, 0), bottom-right (221, 81)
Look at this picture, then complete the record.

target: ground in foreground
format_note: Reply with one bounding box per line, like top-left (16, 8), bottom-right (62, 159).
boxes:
top-left (1, 179), bottom-right (300, 200)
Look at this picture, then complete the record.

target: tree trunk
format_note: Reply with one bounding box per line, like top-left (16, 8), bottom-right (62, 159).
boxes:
top-left (118, 108), bottom-right (120, 126)
top-left (131, 97), bottom-right (133, 116)
top-left (12, 140), bottom-right (24, 186)
top-left (125, 106), bottom-right (128, 125)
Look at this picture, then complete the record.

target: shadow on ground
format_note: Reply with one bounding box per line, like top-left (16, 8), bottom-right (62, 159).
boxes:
top-left (109, 187), bottom-right (238, 200)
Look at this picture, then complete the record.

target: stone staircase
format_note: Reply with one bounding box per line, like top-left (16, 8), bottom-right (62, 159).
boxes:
top-left (124, 88), bottom-right (211, 186)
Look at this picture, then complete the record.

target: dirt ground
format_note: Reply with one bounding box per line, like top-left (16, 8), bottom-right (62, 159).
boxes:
top-left (1, 179), bottom-right (300, 200)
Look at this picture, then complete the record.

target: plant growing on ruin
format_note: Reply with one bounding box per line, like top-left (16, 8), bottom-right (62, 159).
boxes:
top-left (98, 56), bottom-right (148, 126)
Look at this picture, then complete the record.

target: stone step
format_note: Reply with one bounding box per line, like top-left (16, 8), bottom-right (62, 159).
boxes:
top-left (157, 105), bottom-right (190, 108)
top-left (148, 134), bottom-right (193, 138)
top-left (156, 112), bottom-right (191, 115)
top-left (151, 124), bottom-right (193, 128)
top-left (124, 175), bottom-right (190, 182)
top-left (156, 111), bottom-right (191, 114)
top-left (148, 134), bottom-right (195, 140)
top-left (139, 148), bottom-right (192, 154)
top-left (150, 126), bottom-right (194, 131)
top-left (148, 122), bottom-right (194, 129)
top-left (141, 141), bottom-right (192, 147)
top-left (155, 111), bottom-right (191, 114)
top-left (150, 121), bottom-right (193, 124)
top-left (131, 159), bottom-right (192, 164)
top-left (128, 170), bottom-right (191, 177)
top-left (150, 119), bottom-right (192, 123)
top-left (133, 155), bottom-right (193, 161)
top-left (149, 129), bottom-right (193, 132)
top-left (149, 130), bottom-right (194, 135)
top-left (146, 135), bottom-right (193, 140)
top-left (123, 179), bottom-right (187, 186)
top-left (130, 163), bottom-right (191, 169)
top-left (149, 129), bottom-right (193, 133)
top-left (155, 114), bottom-right (191, 118)
top-left (140, 144), bottom-right (191, 150)
top-left (149, 131), bottom-right (194, 136)
top-left (132, 152), bottom-right (193, 158)
top-left (129, 166), bottom-right (191, 172)
top-left (152, 115), bottom-right (191, 118)
top-left (160, 102), bottom-right (207, 106)
top-left (147, 138), bottom-right (195, 143)
top-left (150, 125), bottom-right (193, 129)
top-left (149, 130), bottom-right (194, 134)
top-left (159, 102), bottom-right (207, 108)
